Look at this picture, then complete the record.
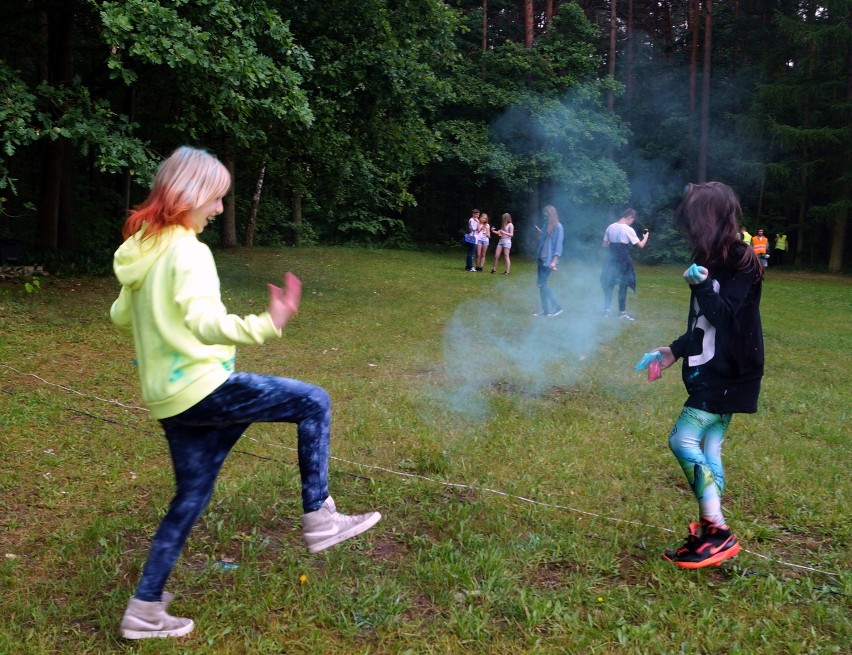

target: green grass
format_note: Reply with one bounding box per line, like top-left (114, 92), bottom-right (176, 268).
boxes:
top-left (0, 247), bottom-right (850, 654)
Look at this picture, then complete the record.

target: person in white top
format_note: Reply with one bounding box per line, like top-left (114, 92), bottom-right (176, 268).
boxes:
top-left (465, 208), bottom-right (480, 271)
top-left (490, 213), bottom-right (514, 275)
top-left (600, 208), bottom-right (649, 320)
top-left (474, 212), bottom-right (491, 271)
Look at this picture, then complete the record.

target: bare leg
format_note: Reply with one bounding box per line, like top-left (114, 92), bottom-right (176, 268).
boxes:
top-left (491, 245), bottom-right (502, 272)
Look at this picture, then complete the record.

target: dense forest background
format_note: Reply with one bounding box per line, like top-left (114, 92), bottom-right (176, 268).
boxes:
top-left (1, 0), bottom-right (849, 272)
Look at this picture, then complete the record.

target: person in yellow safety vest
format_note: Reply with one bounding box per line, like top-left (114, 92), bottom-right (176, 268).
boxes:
top-left (753, 228), bottom-right (769, 268)
top-left (739, 226), bottom-right (752, 245)
top-left (774, 232), bottom-right (788, 266)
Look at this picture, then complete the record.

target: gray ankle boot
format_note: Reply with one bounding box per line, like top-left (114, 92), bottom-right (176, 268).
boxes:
top-left (120, 595), bottom-right (194, 639)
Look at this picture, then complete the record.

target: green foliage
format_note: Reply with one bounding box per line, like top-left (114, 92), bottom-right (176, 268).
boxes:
top-left (265, 0), bottom-right (460, 242)
top-left (23, 276), bottom-right (39, 293)
top-left (1, 0), bottom-right (849, 268)
top-left (97, 0), bottom-right (314, 144)
top-left (0, 61), bottom-right (152, 193)
top-left (433, 1), bottom-right (629, 236)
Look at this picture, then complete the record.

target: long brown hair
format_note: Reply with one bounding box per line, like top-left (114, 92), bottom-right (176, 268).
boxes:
top-left (674, 182), bottom-right (762, 280)
top-left (543, 205), bottom-right (559, 234)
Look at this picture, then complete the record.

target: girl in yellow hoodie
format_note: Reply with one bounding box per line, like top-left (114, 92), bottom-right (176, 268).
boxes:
top-left (112, 147), bottom-right (380, 639)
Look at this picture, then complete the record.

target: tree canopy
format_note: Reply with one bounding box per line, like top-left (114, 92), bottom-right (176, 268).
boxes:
top-left (1, 0), bottom-right (849, 270)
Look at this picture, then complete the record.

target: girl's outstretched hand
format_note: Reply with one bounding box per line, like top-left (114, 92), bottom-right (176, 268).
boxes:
top-left (683, 263), bottom-right (708, 285)
top-left (656, 346), bottom-right (677, 370)
top-left (268, 272), bottom-right (302, 330)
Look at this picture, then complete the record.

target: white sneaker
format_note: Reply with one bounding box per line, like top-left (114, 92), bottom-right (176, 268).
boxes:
top-left (120, 595), bottom-right (194, 639)
top-left (619, 312), bottom-right (636, 321)
top-left (301, 497), bottom-right (381, 553)
top-left (547, 308), bottom-right (564, 317)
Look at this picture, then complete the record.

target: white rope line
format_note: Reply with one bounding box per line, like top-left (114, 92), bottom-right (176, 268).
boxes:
top-left (0, 364), bottom-right (147, 410)
top-left (3, 363), bottom-right (840, 578)
top-left (247, 437), bottom-right (839, 577)
top-left (247, 436), bottom-right (675, 531)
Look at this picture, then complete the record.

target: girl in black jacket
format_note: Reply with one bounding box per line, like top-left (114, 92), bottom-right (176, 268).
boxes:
top-left (651, 182), bottom-right (764, 569)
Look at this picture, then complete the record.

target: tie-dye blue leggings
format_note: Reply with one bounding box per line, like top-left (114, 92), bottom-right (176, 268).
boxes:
top-left (668, 406), bottom-right (732, 527)
top-left (134, 372), bottom-right (330, 602)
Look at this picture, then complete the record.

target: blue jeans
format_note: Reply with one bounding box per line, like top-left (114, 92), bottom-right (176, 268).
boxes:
top-left (537, 263), bottom-right (561, 314)
top-left (465, 241), bottom-right (475, 269)
top-left (133, 372), bottom-right (330, 601)
top-left (602, 281), bottom-right (628, 312)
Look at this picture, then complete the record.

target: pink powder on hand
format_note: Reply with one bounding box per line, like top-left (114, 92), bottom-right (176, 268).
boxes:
top-left (647, 359), bottom-right (661, 382)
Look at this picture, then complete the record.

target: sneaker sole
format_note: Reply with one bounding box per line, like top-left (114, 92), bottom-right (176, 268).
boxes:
top-left (663, 541), bottom-right (742, 569)
top-left (307, 512), bottom-right (382, 553)
top-left (121, 620), bottom-right (195, 640)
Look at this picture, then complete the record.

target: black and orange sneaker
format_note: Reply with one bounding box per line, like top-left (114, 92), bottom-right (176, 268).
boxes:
top-left (663, 519), bottom-right (741, 569)
top-left (662, 521), bottom-right (702, 564)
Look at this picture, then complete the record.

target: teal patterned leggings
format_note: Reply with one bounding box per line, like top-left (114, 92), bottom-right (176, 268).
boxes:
top-left (668, 406), bottom-right (732, 527)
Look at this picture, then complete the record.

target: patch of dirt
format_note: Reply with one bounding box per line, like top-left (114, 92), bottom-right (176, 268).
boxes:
top-left (366, 536), bottom-right (408, 563)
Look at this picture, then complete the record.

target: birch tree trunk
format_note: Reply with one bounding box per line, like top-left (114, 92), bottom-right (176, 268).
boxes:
top-left (243, 162), bottom-right (266, 247)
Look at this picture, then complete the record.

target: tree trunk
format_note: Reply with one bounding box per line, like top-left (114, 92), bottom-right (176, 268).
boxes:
top-left (688, 0), bottom-right (699, 153)
top-left (827, 198), bottom-right (847, 273)
top-left (122, 86), bottom-right (137, 218)
top-left (58, 142), bottom-right (76, 249)
top-left (794, 195), bottom-right (806, 267)
top-left (828, 25), bottom-right (852, 273)
top-left (607, 0), bottom-right (616, 115)
top-left (36, 0), bottom-right (75, 252)
top-left (697, 0), bottom-right (712, 182)
top-left (482, 0), bottom-right (488, 51)
top-left (38, 139), bottom-right (64, 251)
top-left (292, 191), bottom-right (303, 245)
top-left (525, 184), bottom-right (540, 255)
top-left (524, 0), bottom-right (534, 49)
top-left (545, 0), bottom-right (554, 27)
top-left (626, 0), bottom-right (634, 123)
top-left (220, 151), bottom-right (238, 248)
top-left (243, 162), bottom-right (266, 247)
top-left (662, 0), bottom-right (674, 63)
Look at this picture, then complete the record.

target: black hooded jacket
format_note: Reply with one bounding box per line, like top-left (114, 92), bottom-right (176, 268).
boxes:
top-left (669, 245), bottom-right (764, 414)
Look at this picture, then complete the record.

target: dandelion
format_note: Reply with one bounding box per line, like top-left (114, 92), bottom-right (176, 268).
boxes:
top-left (597, 597), bottom-right (604, 603)
top-left (300, 574), bottom-right (307, 584)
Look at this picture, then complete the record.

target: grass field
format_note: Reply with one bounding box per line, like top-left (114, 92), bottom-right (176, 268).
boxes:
top-left (0, 247), bottom-right (849, 654)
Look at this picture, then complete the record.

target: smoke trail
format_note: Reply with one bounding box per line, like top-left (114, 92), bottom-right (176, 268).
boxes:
top-left (441, 259), bottom-right (629, 418)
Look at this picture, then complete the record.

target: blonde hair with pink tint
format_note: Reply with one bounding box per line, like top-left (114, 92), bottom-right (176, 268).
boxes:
top-left (122, 146), bottom-right (231, 241)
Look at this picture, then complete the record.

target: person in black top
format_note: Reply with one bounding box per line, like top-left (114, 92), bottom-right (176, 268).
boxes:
top-left (649, 182), bottom-right (764, 569)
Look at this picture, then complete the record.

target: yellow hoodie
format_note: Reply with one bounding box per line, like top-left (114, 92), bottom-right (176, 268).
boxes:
top-left (111, 225), bottom-right (280, 419)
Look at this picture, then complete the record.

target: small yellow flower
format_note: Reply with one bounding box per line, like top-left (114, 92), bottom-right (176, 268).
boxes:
top-left (300, 574), bottom-right (307, 584)
top-left (597, 597), bottom-right (604, 603)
